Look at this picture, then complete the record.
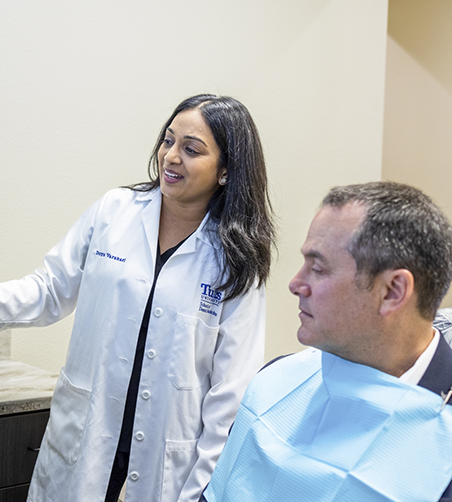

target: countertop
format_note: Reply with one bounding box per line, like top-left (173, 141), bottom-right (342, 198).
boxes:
top-left (0, 360), bottom-right (58, 416)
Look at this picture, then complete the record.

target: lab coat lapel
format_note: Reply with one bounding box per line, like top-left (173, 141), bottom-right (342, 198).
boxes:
top-left (139, 189), bottom-right (162, 265)
top-left (138, 188), bottom-right (219, 260)
top-left (174, 211), bottom-right (218, 256)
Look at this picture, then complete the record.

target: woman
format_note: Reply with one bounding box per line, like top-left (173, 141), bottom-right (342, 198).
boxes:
top-left (0, 94), bottom-right (275, 502)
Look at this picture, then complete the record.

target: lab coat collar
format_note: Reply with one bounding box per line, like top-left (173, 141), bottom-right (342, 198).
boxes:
top-left (134, 187), bottom-right (154, 201)
top-left (139, 188), bottom-right (220, 260)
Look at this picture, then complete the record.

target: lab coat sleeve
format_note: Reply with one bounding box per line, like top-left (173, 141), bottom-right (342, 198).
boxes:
top-left (179, 283), bottom-right (266, 501)
top-left (0, 194), bottom-right (105, 330)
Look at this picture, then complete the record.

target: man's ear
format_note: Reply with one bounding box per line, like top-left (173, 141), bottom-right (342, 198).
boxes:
top-left (379, 269), bottom-right (415, 317)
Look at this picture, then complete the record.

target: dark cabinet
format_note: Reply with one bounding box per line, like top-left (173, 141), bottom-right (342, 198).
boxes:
top-left (0, 410), bottom-right (49, 502)
top-left (0, 485), bottom-right (30, 502)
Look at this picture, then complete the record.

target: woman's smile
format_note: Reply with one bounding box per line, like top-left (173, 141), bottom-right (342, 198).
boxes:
top-left (163, 168), bottom-right (184, 183)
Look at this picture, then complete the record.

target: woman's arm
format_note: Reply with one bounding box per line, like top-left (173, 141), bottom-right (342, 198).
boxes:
top-left (0, 194), bottom-right (105, 330)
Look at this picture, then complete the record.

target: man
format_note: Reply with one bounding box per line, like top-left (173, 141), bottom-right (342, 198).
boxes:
top-left (202, 182), bottom-right (452, 502)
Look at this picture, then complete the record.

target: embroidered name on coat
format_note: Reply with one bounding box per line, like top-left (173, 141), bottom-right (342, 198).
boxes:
top-left (95, 250), bottom-right (126, 263)
top-left (199, 283), bottom-right (222, 317)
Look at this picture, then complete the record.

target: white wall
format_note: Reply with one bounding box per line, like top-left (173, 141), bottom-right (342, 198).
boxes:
top-left (0, 0), bottom-right (388, 373)
top-left (383, 0), bottom-right (452, 309)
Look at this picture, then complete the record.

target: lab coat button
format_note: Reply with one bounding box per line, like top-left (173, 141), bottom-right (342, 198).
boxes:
top-left (142, 390), bottom-right (151, 400)
top-left (135, 431), bottom-right (145, 441)
top-left (129, 471), bottom-right (139, 481)
top-left (154, 307), bottom-right (163, 317)
top-left (147, 349), bottom-right (157, 359)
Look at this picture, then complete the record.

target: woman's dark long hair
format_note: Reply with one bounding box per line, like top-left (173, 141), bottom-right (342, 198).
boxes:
top-left (130, 94), bottom-right (276, 300)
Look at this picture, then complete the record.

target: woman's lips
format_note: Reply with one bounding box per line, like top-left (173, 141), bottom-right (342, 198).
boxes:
top-left (163, 168), bottom-right (184, 183)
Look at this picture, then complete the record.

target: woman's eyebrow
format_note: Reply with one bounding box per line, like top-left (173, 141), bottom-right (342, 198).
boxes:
top-left (167, 127), bottom-right (208, 147)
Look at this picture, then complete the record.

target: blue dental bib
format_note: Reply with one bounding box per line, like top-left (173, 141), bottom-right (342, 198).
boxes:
top-left (206, 349), bottom-right (452, 502)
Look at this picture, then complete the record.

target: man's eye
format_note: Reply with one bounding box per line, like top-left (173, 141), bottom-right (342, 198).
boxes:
top-left (312, 267), bottom-right (323, 274)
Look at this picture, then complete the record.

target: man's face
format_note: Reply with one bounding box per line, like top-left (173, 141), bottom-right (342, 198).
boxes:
top-left (289, 202), bottom-right (382, 361)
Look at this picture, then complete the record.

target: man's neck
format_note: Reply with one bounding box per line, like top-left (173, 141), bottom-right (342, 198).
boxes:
top-left (399, 329), bottom-right (439, 384)
top-left (329, 317), bottom-right (436, 378)
top-left (365, 323), bottom-right (436, 378)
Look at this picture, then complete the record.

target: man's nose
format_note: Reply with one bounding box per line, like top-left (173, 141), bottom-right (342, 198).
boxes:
top-left (289, 269), bottom-right (311, 297)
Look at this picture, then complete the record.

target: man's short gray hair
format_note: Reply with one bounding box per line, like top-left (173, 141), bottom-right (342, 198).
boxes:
top-left (322, 181), bottom-right (452, 320)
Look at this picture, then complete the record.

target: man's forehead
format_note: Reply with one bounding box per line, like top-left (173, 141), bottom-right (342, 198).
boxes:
top-left (302, 203), bottom-right (367, 255)
top-left (313, 202), bottom-right (366, 232)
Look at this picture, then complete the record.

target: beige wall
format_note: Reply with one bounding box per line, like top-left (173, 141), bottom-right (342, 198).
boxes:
top-left (383, 0), bottom-right (452, 308)
top-left (1, 1), bottom-right (388, 373)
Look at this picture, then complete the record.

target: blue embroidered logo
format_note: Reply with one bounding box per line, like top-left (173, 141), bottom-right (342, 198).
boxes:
top-left (95, 250), bottom-right (126, 263)
top-left (199, 283), bottom-right (222, 317)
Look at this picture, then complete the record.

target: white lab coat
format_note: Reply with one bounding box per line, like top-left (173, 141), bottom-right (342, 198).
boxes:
top-left (0, 188), bottom-right (265, 502)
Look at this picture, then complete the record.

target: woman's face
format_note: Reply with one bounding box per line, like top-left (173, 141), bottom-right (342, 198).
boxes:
top-left (158, 108), bottom-right (225, 211)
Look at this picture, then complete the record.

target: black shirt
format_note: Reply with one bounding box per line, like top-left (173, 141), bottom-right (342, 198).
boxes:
top-left (117, 239), bottom-right (186, 452)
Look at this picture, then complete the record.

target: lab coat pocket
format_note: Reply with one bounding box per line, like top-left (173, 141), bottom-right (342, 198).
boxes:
top-left (161, 438), bottom-right (198, 501)
top-left (168, 313), bottom-right (219, 390)
top-left (47, 369), bottom-right (91, 465)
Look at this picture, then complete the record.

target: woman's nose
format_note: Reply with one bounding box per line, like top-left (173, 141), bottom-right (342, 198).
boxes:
top-left (164, 144), bottom-right (181, 164)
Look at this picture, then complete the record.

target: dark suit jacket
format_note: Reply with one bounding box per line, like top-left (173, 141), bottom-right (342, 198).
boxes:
top-left (200, 334), bottom-right (452, 502)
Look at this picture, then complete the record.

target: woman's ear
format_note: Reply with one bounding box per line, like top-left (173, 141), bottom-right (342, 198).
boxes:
top-left (218, 168), bottom-right (227, 186)
top-left (379, 269), bottom-right (415, 317)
